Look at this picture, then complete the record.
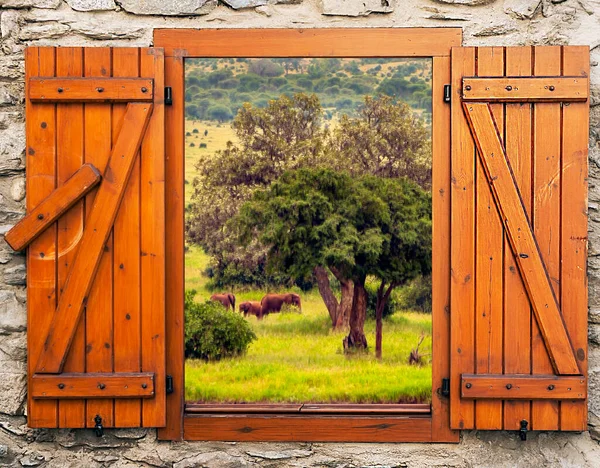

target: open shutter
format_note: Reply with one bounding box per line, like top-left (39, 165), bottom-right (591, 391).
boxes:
top-left (11, 47), bottom-right (165, 429)
top-left (450, 46), bottom-right (589, 432)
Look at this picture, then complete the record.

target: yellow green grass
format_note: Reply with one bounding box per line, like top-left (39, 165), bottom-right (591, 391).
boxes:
top-left (185, 247), bottom-right (432, 404)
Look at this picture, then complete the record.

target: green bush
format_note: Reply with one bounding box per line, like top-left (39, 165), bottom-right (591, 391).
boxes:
top-left (365, 281), bottom-right (400, 320)
top-left (199, 143), bottom-right (207, 148)
top-left (396, 275), bottom-right (432, 313)
top-left (185, 290), bottom-right (256, 361)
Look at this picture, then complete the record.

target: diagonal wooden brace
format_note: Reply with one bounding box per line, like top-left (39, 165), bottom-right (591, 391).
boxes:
top-left (36, 103), bottom-right (153, 374)
top-left (462, 102), bottom-right (580, 376)
top-left (5, 164), bottom-right (102, 252)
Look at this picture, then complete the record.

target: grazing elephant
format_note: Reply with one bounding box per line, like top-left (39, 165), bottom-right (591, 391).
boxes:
top-left (260, 293), bottom-right (302, 317)
top-left (239, 301), bottom-right (262, 318)
top-left (210, 293), bottom-right (235, 311)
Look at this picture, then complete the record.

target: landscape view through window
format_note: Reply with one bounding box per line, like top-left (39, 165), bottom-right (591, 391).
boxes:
top-left (184, 57), bottom-right (433, 404)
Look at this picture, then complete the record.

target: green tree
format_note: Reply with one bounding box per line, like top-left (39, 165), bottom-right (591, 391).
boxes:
top-left (232, 169), bottom-right (431, 352)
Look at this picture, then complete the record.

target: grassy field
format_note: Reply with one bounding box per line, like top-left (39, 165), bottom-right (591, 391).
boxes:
top-left (185, 246), bottom-right (432, 404)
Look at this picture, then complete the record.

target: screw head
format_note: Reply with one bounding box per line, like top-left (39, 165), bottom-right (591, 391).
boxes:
top-left (37, 214), bottom-right (44, 220)
top-left (465, 85), bottom-right (472, 91)
top-left (98, 383), bottom-right (106, 390)
top-left (96, 87), bottom-right (104, 93)
top-left (58, 383), bottom-right (65, 389)
top-left (547, 384), bottom-right (555, 391)
top-left (505, 85), bottom-right (513, 91)
top-left (141, 87), bottom-right (148, 93)
top-left (549, 85), bottom-right (555, 91)
top-left (142, 383), bottom-right (148, 389)
top-left (506, 383), bottom-right (513, 390)
top-left (57, 87), bottom-right (64, 93)
top-left (465, 383), bottom-right (472, 389)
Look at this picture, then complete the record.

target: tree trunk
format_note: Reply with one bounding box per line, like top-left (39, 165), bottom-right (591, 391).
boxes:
top-left (375, 280), bottom-right (397, 360)
top-left (314, 266), bottom-right (353, 330)
top-left (345, 279), bottom-right (368, 352)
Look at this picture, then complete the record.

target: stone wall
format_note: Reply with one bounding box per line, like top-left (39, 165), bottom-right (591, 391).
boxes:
top-left (0, 0), bottom-right (599, 466)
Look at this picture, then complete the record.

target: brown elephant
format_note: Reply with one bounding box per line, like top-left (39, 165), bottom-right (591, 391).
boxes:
top-left (239, 301), bottom-right (262, 318)
top-left (210, 293), bottom-right (235, 310)
top-left (260, 293), bottom-right (302, 317)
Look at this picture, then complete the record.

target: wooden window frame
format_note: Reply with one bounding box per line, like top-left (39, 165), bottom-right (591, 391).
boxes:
top-left (154, 28), bottom-right (462, 442)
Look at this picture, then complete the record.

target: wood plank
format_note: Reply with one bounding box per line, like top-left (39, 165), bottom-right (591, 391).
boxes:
top-left (140, 48), bottom-right (166, 428)
top-left (299, 404), bottom-right (431, 414)
top-left (56, 47), bottom-right (86, 429)
top-left (462, 76), bottom-right (588, 102)
top-left (32, 373), bottom-right (155, 399)
top-left (83, 47), bottom-right (115, 429)
top-left (157, 54), bottom-right (184, 441)
top-left (503, 46), bottom-right (533, 431)
top-left (35, 102), bottom-right (153, 375)
top-left (462, 102), bottom-right (579, 376)
top-left (474, 46), bottom-right (504, 430)
top-left (531, 46), bottom-right (562, 430)
top-left (29, 77), bottom-right (153, 102)
top-left (450, 46), bottom-right (476, 430)
top-left (154, 28), bottom-right (462, 58)
top-left (26, 46), bottom-right (58, 429)
top-left (112, 47), bottom-right (142, 428)
top-left (184, 415), bottom-right (433, 442)
top-left (431, 56), bottom-right (459, 442)
top-left (461, 375), bottom-right (586, 400)
top-left (5, 164), bottom-right (101, 251)
top-left (560, 46), bottom-right (589, 431)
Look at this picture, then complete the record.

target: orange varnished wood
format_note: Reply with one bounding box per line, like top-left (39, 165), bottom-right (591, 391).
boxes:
top-left (83, 48), bottom-right (115, 429)
top-left (32, 373), bottom-right (156, 399)
top-left (29, 77), bottom-right (153, 102)
top-left (154, 28), bottom-right (462, 58)
top-left (56, 47), bottom-right (87, 429)
top-left (474, 47), bottom-right (504, 430)
top-left (26, 47), bottom-right (58, 429)
top-left (461, 375), bottom-right (586, 400)
top-left (140, 48), bottom-right (167, 428)
top-left (5, 164), bottom-right (100, 252)
top-left (461, 76), bottom-right (588, 102)
top-left (184, 415), bottom-right (433, 442)
top-left (431, 56), bottom-right (459, 442)
top-left (450, 47), bottom-right (476, 431)
top-left (560, 46), bottom-right (589, 431)
top-left (463, 102), bottom-right (579, 376)
top-left (531, 46), bottom-right (562, 430)
top-left (503, 46), bottom-right (533, 431)
top-left (113, 47), bottom-right (143, 428)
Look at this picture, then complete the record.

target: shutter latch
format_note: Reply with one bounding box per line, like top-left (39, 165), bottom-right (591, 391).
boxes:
top-left (519, 419), bottom-right (528, 441)
top-left (166, 375), bottom-right (174, 395)
top-left (441, 378), bottom-right (450, 397)
top-left (94, 415), bottom-right (104, 437)
top-left (165, 87), bottom-right (173, 106)
top-left (443, 84), bottom-right (451, 103)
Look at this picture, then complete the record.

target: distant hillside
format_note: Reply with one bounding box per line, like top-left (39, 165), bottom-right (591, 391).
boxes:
top-left (185, 58), bottom-right (432, 125)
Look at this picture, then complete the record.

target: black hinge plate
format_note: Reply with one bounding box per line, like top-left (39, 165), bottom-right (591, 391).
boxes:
top-left (165, 87), bottom-right (173, 106)
top-left (443, 84), bottom-right (451, 103)
top-left (166, 375), bottom-right (174, 394)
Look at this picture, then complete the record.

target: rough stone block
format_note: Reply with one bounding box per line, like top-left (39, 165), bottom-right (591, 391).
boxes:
top-left (4, 264), bottom-right (25, 286)
top-left (321, 0), bottom-right (393, 16)
top-left (0, 290), bottom-right (25, 333)
top-left (0, 373), bottom-right (26, 415)
top-left (66, 0), bottom-right (117, 11)
top-left (0, 0), bottom-right (60, 8)
top-left (504, 0), bottom-right (542, 19)
top-left (118, 0), bottom-right (216, 15)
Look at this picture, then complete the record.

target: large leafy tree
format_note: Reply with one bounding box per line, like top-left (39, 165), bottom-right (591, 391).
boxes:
top-left (232, 169), bottom-right (431, 352)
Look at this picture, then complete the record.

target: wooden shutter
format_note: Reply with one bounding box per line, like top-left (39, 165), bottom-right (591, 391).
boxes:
top-left (13, 47), bottom-right (165, 429)
top-left (450, 46), bottom-right (589, 431)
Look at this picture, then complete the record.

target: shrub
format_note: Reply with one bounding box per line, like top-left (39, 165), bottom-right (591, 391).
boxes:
top-left (185, 290), bottom-right (256, 361)
top-left (199, 143), bottom-right (207, 148)
top-left (192, 128), bottom-right (199, 134)
top-left (189, 142), bottom-right (195, 147)
top-left (396, 275), bottom-right (432, 313)
top-left (365, 281), bottom-right (400, 320)
top-left (186, 131), bottom-right (191, 137)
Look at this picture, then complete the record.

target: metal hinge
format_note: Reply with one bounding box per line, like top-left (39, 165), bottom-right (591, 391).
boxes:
top-left (166, 375), bottom-right (174, 394)
top-left (94, 414), bottom-right (104, 437)
top-left (443, 84), bottom-right (451, 103)
top-left (519, 420), bottom-right (528, 441)
top-left (441, 378), bottom-right (450, 397)
top-left (165, 87), bottom-right (173, 106)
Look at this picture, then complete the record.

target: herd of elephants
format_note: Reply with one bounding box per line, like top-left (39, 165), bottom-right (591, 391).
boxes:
top-left (210, 292), bottom-right (302, 320)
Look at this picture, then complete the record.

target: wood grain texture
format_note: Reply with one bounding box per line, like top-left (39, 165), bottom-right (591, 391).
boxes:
top-left (29, 77), bottom-right (153, 102)
top-left (56, 47), bottom-right (87, 429)
top-left (5, 164), bottom-right (100, 251)
top-left (503, 46), bottom-right (533, 431)
top-left (36, 103), bottom-right (153, 375)
top-left (112, 47), bottom-right (143, 428)
top-left (461, 375), bottom-right (586, 400)
top-left (462, 76), bottom-right (588, 102)
top-left (26, 46), bottom-right (58, 428)
top-left (450, 46), bottom-right (476, 430)
top-left (560, 46), bottom-right (589, 431)
top-left (463, 102), bottom-right (579, 376)
top-left (32, 373), bottom-right (156, 399)
top-left (184, 415), bottom-right (433, 442)
top-left (431, 56), bottom-right (459, 442)
top-left (531, 46), bottom-right (562, 430)
top-left (157, 54), bottom-right (185, 441)
top-left (154, 28), bottom-right (462, 58)
top-left (140, 48), bottom-right (167, 428)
